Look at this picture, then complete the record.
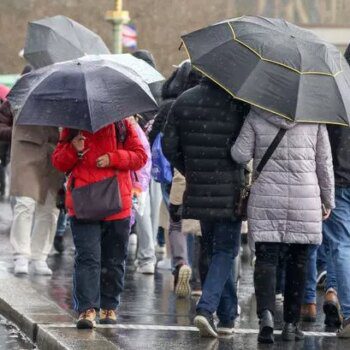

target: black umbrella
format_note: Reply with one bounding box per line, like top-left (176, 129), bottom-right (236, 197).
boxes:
top-left (8, 59), bottom-right (158, 133)
top-left (182, 16), bottom-right (350, 126)
top-left (24, 15), bottom-right (110, 69)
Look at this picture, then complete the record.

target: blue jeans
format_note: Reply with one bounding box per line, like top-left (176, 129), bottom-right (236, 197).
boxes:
top-left (197, 220), bottom-right (241, 324)
top-left (304, 245), bottom-right (319, 304)
top-left (70, 217), bottom-right (130, 313)
top-left (323, 186), bottom-right (350, 319)
top-left (317, 240), bottom-right (328, 272)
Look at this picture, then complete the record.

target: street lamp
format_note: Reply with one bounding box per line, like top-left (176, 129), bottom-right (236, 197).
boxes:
top-left (106, 0), bottom-right (130, 53)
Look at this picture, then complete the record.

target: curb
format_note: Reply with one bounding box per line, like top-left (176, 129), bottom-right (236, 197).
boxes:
top-left (0, 273), bottom-right (118, 350)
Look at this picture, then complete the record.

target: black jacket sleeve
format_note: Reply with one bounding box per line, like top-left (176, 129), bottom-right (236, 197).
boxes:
top-left (162, 103), bottom-right (185, 175)
top-left (149, 100), bottom-right (174, 147)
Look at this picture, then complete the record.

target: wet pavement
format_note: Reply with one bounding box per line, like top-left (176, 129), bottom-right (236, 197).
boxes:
top-left (0, 315), bottom-right (35, 350)
top-left (1, 200), bottom-right (350, 349)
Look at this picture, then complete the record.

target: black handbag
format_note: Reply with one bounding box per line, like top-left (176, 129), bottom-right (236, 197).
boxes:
top-left (71, 121), bottom-right (126, 221)
top-left (235, 128), bottom-right (287, 220)
top-left (71, 175), bottom-right (122, 221)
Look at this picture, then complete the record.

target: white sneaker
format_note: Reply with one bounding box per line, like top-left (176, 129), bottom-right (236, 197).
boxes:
top-left (128, 233), bottom-right (137, 255)
top-left (32, 260), bottom-right (53, 276)
top-left (276, 293), bottom-right (284, 302)
top-left (155, 245), bottom-right (166, 254)
top-left (136, 263), bottom-right (155, 274)
top-left (157, 258), bottom-right (172, 270)
top-left (14, 257), bottom-right (29, 275)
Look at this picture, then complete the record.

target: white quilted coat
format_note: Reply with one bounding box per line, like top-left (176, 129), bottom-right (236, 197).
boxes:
top-left (231, 108), bottom-right (335, 245)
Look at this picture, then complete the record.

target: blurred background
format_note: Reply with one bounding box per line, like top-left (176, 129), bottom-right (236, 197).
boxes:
top-left (1, 0), bottom-right (350, 80)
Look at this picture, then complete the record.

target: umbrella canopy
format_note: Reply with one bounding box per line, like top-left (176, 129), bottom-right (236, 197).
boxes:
top-left (182, 16), bottom-right (350, 126)
top-left (8, 59), bottom-right (158, 133)
top-left (79, 54), bottom-right (165, 85)
top-left (24, 15), bottom-right (110, 69)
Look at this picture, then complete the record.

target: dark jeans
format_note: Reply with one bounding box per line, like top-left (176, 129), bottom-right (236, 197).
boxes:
top-left (197, 220), bottom-right (241, 324)
top-left (70, 217), bottom-right (130, 313)
top-left (255, 242), bottom-right (309, 323)
top-left (275, 250), bottom-right (286, 294)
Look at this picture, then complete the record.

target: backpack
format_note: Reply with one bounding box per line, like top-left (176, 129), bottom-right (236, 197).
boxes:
top-left (151, 132), bottom-right (172, 184)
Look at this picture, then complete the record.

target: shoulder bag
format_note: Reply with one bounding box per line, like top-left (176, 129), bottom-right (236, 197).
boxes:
top-left (234, 128), bottom-right (287, 220)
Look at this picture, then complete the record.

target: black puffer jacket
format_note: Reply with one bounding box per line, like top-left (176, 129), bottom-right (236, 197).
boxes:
top-left (148, 62), bottom-right (201, 146)
top-left (328, 125), bottom-right (350, 186)
top-left (327, 44), bottom-right (350, 187)
top-left (162, 79), bottom-right (249, 221)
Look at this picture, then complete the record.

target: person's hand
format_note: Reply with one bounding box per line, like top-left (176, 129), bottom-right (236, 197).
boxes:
top-left (71, 133), bottom-right (86, 152)
top-left (322, 208), bottom-right (331, 221)
top-left (96, 154), bottom-right (110, 168)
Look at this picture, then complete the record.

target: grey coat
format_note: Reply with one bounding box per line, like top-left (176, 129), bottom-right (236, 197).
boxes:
top-left (231, 108), bottom-right (335, 245)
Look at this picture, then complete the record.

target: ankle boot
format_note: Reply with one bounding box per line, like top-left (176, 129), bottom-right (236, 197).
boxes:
top-left (282, 322), bottom-right (305, 341)
top-left (258, 310), bottom-right (274, 344)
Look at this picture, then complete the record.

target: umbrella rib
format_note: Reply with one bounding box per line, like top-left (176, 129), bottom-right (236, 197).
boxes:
top-left (14, 69), bottom-right (58, 122)
top-left (227, 22), bottom-right (341, 77)
top-left (81, 65), bottom-right (93, 132)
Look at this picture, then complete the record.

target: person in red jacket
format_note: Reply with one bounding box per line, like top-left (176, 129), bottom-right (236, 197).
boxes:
top-left (52, 119), bottom-right (147, 329)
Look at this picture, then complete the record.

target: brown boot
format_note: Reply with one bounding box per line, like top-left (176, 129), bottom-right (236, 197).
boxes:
top-left (301, 303), bottom-right (317, 322)
top-left (76, 308), bottom-right (96, 329)
top-left (323, 289), bottom-right (342, 328)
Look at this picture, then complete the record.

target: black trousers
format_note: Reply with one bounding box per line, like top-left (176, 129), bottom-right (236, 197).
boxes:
top-left (71, 217), bottom-right (130, 313)
top-left (0, 142), bottom-right (9, 196)
top-left (254, 242), bottom-right (309, 323)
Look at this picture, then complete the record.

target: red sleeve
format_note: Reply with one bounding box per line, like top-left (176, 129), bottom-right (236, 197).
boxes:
top-left (108, 120), bottom-right (148, 171)
top-left (51, 129), bottom-right (79, 173)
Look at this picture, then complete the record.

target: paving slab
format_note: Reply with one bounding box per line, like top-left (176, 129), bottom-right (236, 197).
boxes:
top-left (0, 271), bottom-right (118, 350)
top-left (37, 326), bottom-right (119, 350)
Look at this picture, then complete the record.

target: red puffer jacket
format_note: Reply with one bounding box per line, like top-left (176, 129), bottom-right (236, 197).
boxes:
top-left (52, 120), bottom-right (147, 221)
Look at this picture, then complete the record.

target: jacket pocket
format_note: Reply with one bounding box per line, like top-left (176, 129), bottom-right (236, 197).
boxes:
top-left (17, 126), bottom-right (45, 146)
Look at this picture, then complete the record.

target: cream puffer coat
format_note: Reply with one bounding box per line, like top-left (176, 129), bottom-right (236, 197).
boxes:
top-left (231, 108), bottom-right (335, 245)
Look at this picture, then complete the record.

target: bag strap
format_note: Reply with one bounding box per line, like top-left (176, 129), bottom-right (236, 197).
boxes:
top-left (115, 120), bottom-right (127, 145)
top-left (254, 128), bottom-right (287, 181)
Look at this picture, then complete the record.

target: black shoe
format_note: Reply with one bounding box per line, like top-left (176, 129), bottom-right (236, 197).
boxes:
top-left (258, 310), bottom-right (274, 344)
top-left (323, 291), bottom-right (342, 328)
top-left (217, 321), bottom-right (235, 335)
top-left (194, 309), bottom-right (218, 338)
top-left (54, 236), bottom-right (65, 254)
top-left (282, 323), bottom-right (305, 341)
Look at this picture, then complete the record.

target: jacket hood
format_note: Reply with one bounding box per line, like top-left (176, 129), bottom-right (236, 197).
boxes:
top-left (252, 107), bottom-right (296, 130)
top-left (162, 61), bottom-right (201, 99)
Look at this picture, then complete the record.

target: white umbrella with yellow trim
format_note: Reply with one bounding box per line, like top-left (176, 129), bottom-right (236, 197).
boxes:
top-left (182, 16), bottom-right (350, 126)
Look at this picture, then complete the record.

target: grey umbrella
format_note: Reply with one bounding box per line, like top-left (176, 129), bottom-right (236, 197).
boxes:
top-left (182, 16), bottom-right (350, 126)
top-left (8, 58), bottom-right (158, 133)
top-left (24, 15), bottom-right (110, 69)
